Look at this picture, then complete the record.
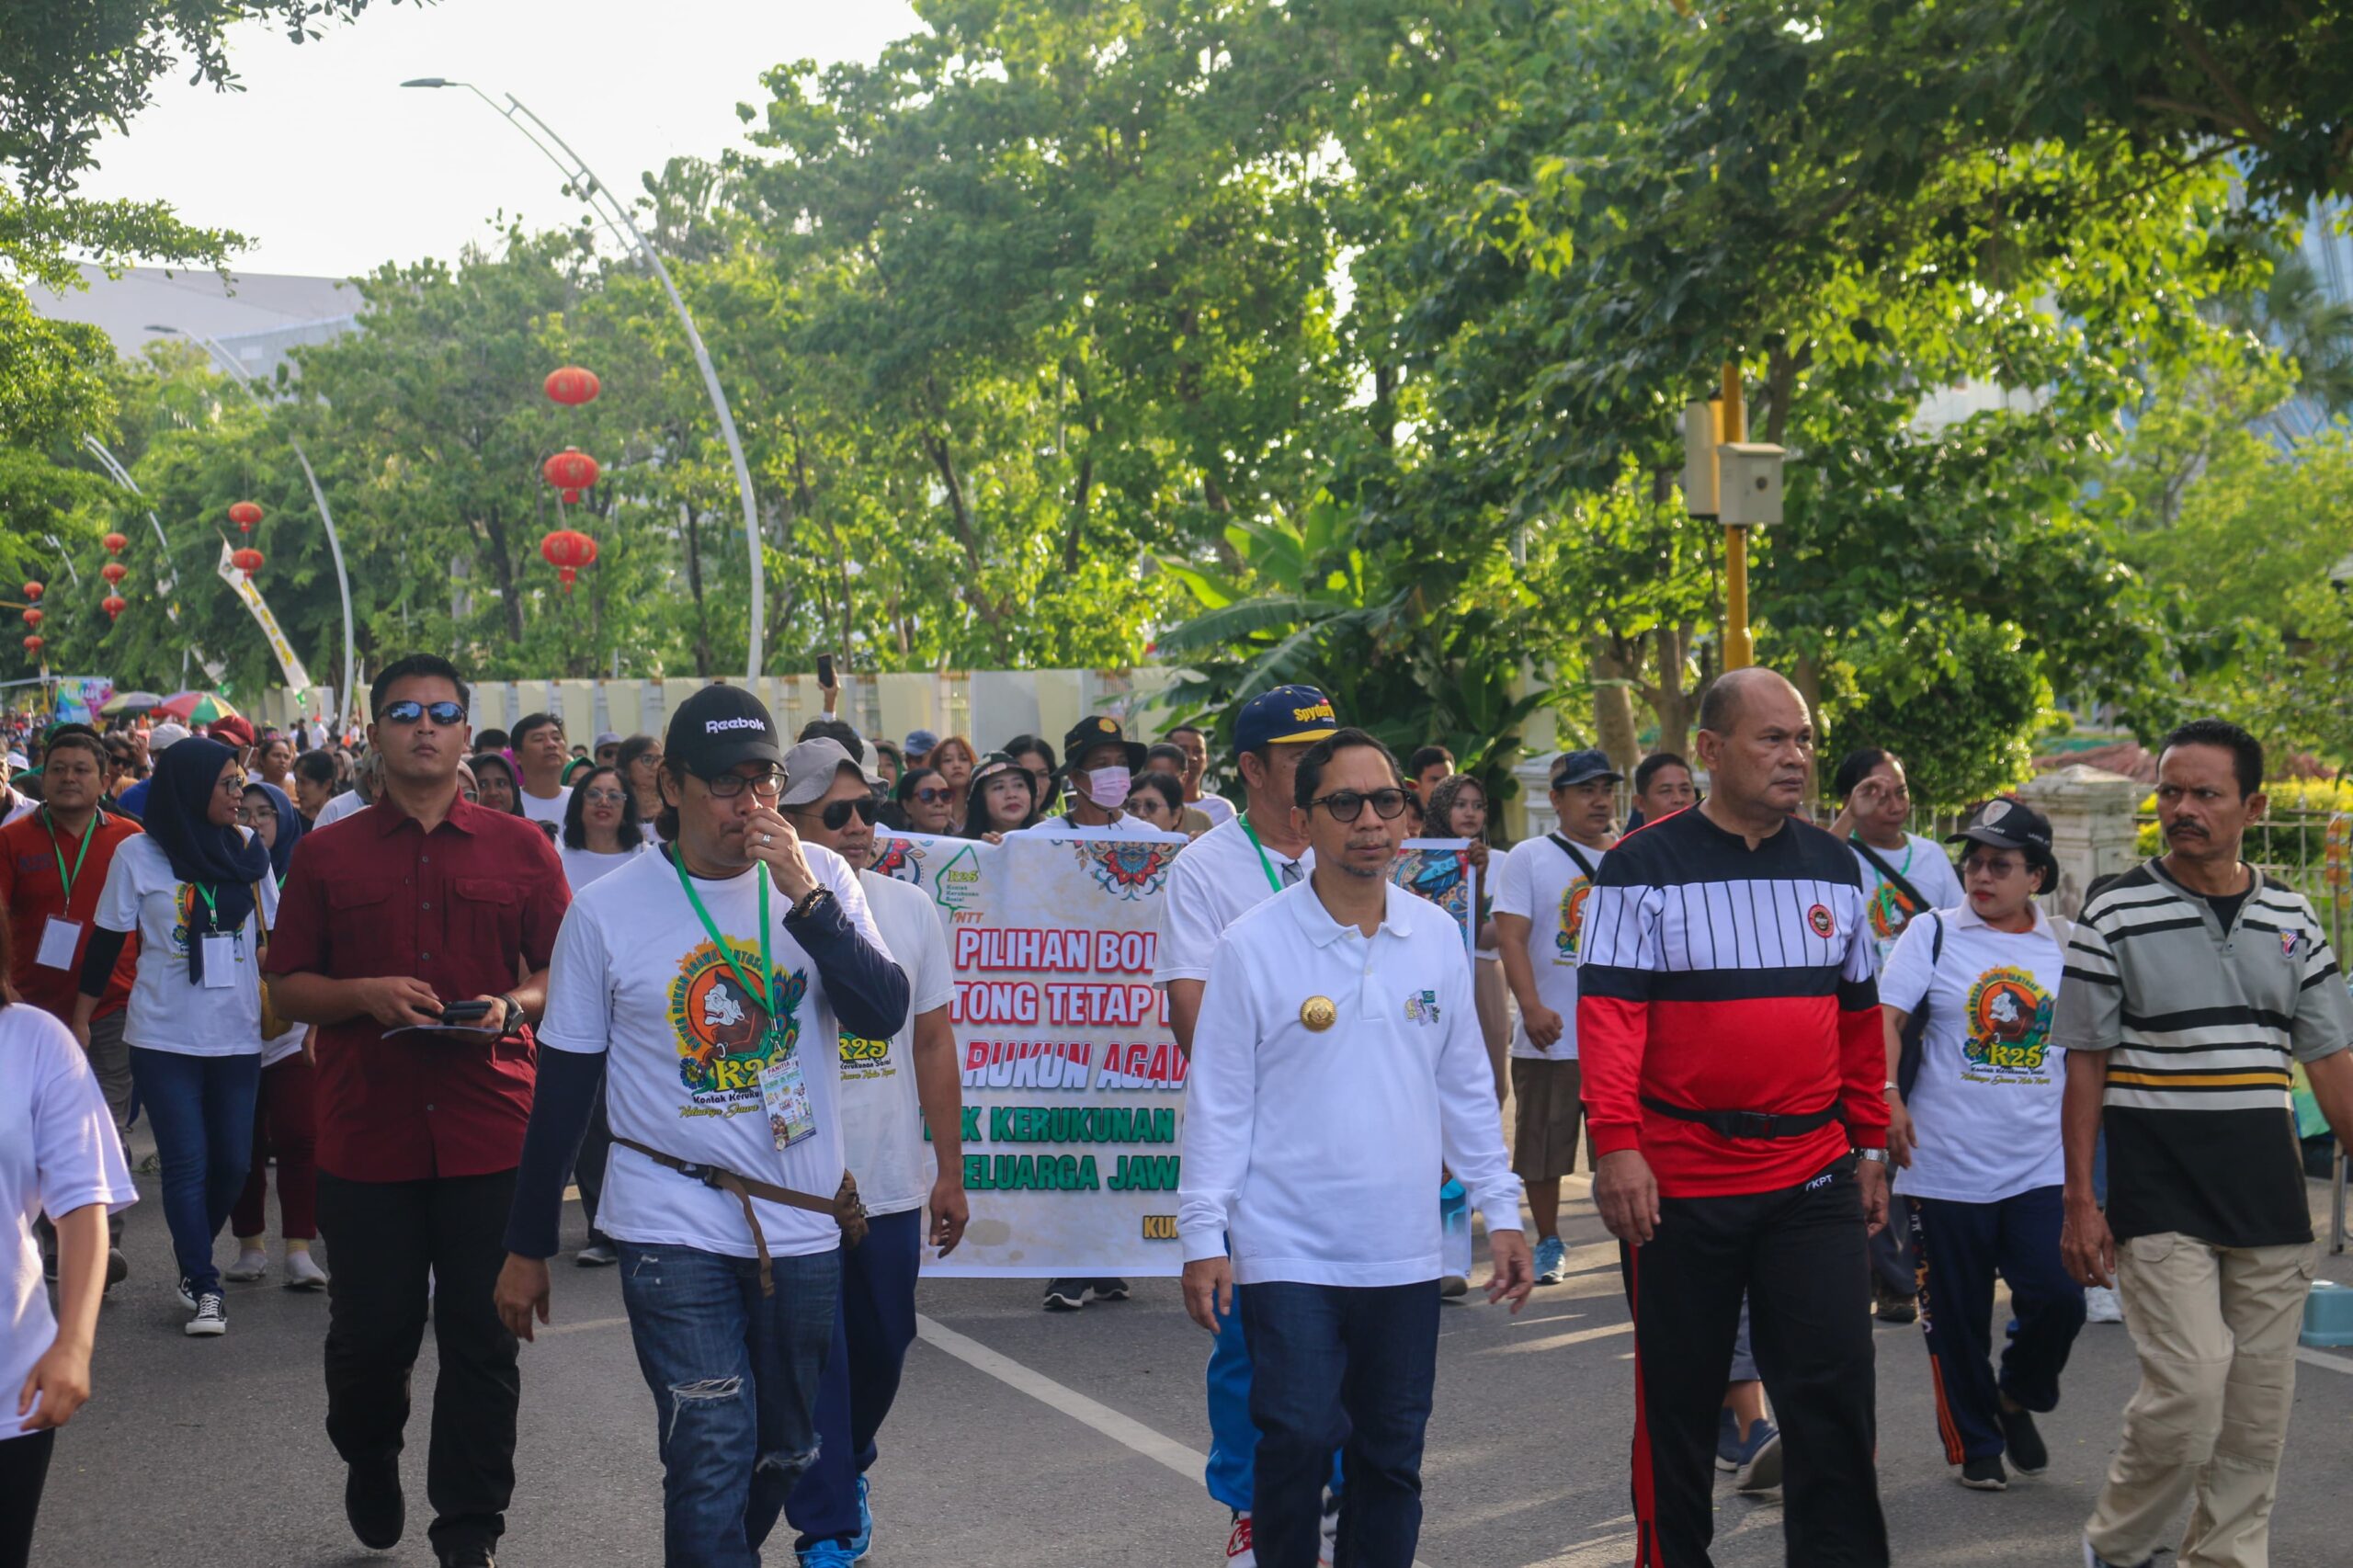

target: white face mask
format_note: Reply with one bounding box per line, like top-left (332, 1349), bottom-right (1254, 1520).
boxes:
top-left (1085, 766), bottom-right (1132, 810)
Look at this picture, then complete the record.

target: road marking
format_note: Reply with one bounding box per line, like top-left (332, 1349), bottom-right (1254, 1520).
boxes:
top-left (2296, 1346), bottom-right (2353, 1376)
top-left (540, 1314), bottom-right (631, 1338)
top-left (1487, 1320), bottom-right (1635, 1355)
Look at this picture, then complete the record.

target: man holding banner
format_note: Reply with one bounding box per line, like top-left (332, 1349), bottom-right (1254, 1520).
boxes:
top-left (1181, 725), bottom-right (1531, 1568)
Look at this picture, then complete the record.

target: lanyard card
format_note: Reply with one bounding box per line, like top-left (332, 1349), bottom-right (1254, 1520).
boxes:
top-left (35, 916), bottom-right (82, 971)
top-left (759, 1039), bottom-right (816, 1151)
top-left (200, 935), bottom-right (238, 989)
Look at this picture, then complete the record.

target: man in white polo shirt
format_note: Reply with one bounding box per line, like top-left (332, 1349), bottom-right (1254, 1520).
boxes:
top-left (1181, 726), bottom-right (1531, 1568)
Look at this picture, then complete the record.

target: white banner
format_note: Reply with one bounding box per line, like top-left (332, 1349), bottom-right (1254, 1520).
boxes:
top-left (874, 830), bottom-right (1192, 1278)
top-left (215, 540), bottom-right (313, 695)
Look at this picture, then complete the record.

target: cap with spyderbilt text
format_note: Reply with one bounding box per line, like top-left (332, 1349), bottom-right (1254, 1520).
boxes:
top-left (780, 736), bottom-right (883, 807)
top-left (665, 685), bottom-right (784, 779)
top-left (1233, 685), bottom-right (1338, 755)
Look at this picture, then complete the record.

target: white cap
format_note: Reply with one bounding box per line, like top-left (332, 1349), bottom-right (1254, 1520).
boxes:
top-left (150, 722), bottom-right (191, 752)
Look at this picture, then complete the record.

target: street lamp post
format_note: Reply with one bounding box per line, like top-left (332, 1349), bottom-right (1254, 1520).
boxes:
top-left (402, 77), bottom-right (767, 681)
top-left (146, 324), bottom-right (358, 726)
top-left (81, 434), bottom-right (227, 683)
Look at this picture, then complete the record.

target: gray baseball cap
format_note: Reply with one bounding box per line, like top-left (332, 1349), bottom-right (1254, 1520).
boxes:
top-left (780, 737), bottom-right (883, 807)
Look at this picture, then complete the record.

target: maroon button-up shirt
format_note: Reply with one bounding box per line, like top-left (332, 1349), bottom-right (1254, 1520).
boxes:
top-left (266, 793), bottom-right (571, 1182)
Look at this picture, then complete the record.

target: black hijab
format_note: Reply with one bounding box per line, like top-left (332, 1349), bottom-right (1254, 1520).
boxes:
top-left (145, 737), bottom-right (271, 983)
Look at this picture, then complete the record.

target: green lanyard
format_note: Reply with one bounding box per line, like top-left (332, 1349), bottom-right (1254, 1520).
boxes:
top-left (193, 882), bottom-right (220, 932)
top-left (1238, 812), bottom-right (1284, 894)
top-left (41, 809), bottom-right (92, 903)
top-left (670, 848), bottom-right (773, 1017)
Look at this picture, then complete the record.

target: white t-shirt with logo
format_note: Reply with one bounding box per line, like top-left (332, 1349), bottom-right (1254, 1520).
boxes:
top-left (1493, 835), bottom-right (1607, 1060)
top-left (92, 833), bottom-right (278, 1056)
top-left (1878, 902), bottom-right (2068, 1203)
top-left (1852, 832), bottom-right (1965, 971)
top-left (2, 1006), bottom-right (135, 1443)
top-left (537, 843), bottom-right (888, 1260)
top-left (519, 784), bottom-right (573, 827)
top-left (1154, 813), bottom-right (1313, 986)
top-left (561, 840), bottom-right (650, 892)
top-left (837, 869), bottom-right (956, 1216)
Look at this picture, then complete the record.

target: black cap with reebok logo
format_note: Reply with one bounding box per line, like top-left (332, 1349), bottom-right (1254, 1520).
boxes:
top-left (665, 685), bottom-right (785, 779)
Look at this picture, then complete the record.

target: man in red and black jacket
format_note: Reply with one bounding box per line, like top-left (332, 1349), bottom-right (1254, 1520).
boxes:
top-left (1577, 667), bottom-right (1892, 1568)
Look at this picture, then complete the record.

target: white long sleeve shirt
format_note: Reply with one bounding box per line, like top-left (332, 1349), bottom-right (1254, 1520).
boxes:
top-left (1179, 879), bottom-right (1523, 1287)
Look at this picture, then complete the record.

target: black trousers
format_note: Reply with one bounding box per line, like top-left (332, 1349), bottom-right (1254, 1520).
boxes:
top-left (319, 1169), bottom-right (521, 1556)
top-left (1621, 1157), bottom-right (1888, 1568)
top-left (0, 1428), bottom-right (55, 1568)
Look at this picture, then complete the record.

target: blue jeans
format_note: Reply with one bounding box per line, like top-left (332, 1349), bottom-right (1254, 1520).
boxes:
top-left (1911, 1187), bottom-right (2086, 1462)
top-left (1207, 1257), bottom-right (1345, 1513)
top-left (784, 1208), bottom-right (922, 1546)
top-left (128, 1047), bottom-right (259, 1296)
top-left (1239, 1280), bottom-right (1438, 1568)
top-left (620, 1241), bottom-right (841, 1568)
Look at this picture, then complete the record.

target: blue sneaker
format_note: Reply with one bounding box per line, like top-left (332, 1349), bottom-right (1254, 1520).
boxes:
top-left (850, 1473), bottom-right (872, 1556)
top-left (1534, 1235), bottom-right (1568, 1284)
top-left (1714, 1409), bottom-right (1781, 1492)
top-left (1715, 1406), bottom-right (1744, 1471)
top-left (799, 1539), bottom-right (859, 1567)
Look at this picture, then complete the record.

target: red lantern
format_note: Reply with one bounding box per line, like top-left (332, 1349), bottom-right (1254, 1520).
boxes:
top-left (232, 548), bottom-right (265, 579)
top-left (229, 501), bottom-right (263, 534)
top-left (540, 528), bottom-right (598, 592)
top-left (101, 596), bottom-right (127, 622)
top-left (541, 447), bottom-right (600, 504)
top-left (100, 561), bottom-right (127, 586)
top-left (545, 366), bottom-right (601, 406)
top-left (21, 635), bottom-right (40, 656)
top-left (21, 582), bottom-right (40, 601)
top-left (102, 532), bottom-right (127, 555)
top-left (19, 608), bottom-right (39, 629)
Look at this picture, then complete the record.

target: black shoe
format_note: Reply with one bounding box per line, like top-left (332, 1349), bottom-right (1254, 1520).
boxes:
top-left (1874, 1291), bottom-right (1918, 1325)
top-left (1960, 1453), bottom-right (2008, 1491)
top-left (1998, 1403), bottom-right (2048, 1475)
top-left (574, 1243), bottom-right (619, 1267)
top-left (1090, 1278), bottom-right (1131, 1301)
top-left (1042, 1279), bottom-right (1087, 1311)
top-left (436, 1546), bottom-right (494, 1568)
top-left (105, 1246), bottom-right (129, 1286)
top-left (346, 1455), bottom-right (404, 1550)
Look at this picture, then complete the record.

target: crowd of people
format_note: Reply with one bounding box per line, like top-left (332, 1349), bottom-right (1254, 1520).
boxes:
top-left (4, 658), bottom-right (2351, 1568)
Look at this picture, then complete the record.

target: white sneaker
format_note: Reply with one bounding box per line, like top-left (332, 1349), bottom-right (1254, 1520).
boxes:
top-left (284, 1250), bottom-right (330, 1290)
top-left (1223, 1511), bottom-right (1256, 1567)
top-left (223, 1248), bottom-right (268, 1282)
top-left (2085, 1285), bottom-right (2124, 1324)
top-left (1319, 1494), bottom-right (1340, 1565)
top-left (185, 1292), bottom-right (227, 1336)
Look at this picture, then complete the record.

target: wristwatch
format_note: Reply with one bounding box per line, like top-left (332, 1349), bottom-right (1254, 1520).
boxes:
top-left (499, 992), bottom-right (527, 1031)
top-left (1855, 1147), bottom-right (1890, 1165)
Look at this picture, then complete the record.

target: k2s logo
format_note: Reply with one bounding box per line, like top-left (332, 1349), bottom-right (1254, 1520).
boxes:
top-left (1403, 989), bottom-right (1442, 1026)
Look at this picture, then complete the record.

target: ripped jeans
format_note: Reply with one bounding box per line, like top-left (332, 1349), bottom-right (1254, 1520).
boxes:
top-left (619, 1240), bottom-right (842, 1567)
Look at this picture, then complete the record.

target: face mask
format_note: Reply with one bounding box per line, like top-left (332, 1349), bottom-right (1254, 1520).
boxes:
top-left (1085, 766), bottom-right (1132, 810)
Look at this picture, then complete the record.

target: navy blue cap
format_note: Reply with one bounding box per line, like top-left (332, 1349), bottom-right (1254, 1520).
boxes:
top-left (1233, 685), bottom-right (1338, 755)
top-left (1551, 748), bottom-right (1622, 788)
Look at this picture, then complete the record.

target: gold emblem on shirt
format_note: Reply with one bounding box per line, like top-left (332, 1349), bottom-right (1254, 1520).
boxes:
top-left (1300, 995), bottom-right (1337, 1032)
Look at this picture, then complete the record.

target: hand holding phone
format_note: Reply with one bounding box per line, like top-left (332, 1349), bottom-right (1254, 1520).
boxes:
top-left (817, 653), bottom-right (839, 715)
top-left (436, 1000), bottom-right (493, 1024)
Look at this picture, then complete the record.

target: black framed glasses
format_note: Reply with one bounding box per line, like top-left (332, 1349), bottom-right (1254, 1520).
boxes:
top-left (702, 768), bottom-right (787, 800)
top-left (381, 699), bottom-right (467, 726)
top-left (912, 787), bottom-right (952, 805)
top-left (1313, 788), bottom-right (1411, 823)
top-left (798, 795), bottom-right (881, 830)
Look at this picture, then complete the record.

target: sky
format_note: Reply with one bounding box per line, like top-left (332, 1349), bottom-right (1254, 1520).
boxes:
top-left (75, 0), bottom-right (923, 278)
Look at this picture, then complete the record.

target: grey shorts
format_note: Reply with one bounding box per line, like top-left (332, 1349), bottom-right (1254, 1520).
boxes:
top-left (1510, 1056), bottom-right (1584, 1181)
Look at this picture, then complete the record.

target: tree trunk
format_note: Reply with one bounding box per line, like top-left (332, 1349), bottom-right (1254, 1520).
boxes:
top-left (681, 500), bottom-right (713, 678)
top-left (1589, 637), bottom-right (1642, 772)
top-left (1647, 623), bottom-right (1698, 757)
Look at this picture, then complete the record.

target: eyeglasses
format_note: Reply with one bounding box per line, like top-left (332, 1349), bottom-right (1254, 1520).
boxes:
top-left (1313, 788), bottom-right (1411, 823)
top-left (582, 788), bottom-right (630, 805)
top-left (381, 699), bottom-right (467, 726)
top-left (798, 796), bottom-right (881, 830)
top-left (215, 774), bottom-right (249, 795)
top-left (460, 789), bottom-right (480, 803)
top-left (700, 768), bottom-right (787, 800)
top-left (234, 805), bottom-right (278, 824)
top-left (912, 787), bottom-right (952, 805)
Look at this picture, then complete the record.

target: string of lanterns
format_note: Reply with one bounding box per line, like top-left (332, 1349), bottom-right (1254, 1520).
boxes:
top-left (20, 579), bottom-right (41, 659)
top-left (540, 365), bottom-right (602, 594)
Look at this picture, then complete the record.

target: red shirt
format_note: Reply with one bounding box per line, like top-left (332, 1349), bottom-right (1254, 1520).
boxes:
top-left (0, 808), bottom-right (142, 1022)
top-left (266, 793), bottom-right (571, 1182)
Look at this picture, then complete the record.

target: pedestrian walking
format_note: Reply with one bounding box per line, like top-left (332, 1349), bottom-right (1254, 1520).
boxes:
top-left (1581, 666), bottom-right (1893, 1568)
top-left (1623, 751), bottom-right (1698, 833)
top-left (959, 751), bottom-right (1040, 840)
top-left (1879, 797), bottom-right (2082, 1492)
top-left (265, 654), bottom-right (570, 1567)
top-left (494, 687), bottom-right (908, 1568)
top-left (1023, 715), bottom-right (1156, 837)
top-left (1168, 723), bottom-right (1238, 828)
top-left (2059, 719), bottom-right (2353, 1568)
top-left (1181, 725), bottom-right (1531, 1568)
top-left (510, 712), bottom-right (573, 826)
top-left (1423, 771), bottom-right (1508, 1107)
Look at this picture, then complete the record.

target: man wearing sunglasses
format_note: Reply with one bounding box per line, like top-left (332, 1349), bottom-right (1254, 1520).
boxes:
top-left (265, 654), bottom-right (572, 1568)
top-left (1181, 726), bottom-right (1531, 1568)
top-left (771, 735), bottom-right (967, 1564)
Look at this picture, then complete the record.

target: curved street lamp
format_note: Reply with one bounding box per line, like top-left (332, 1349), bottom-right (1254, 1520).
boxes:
top-left (81, 434), bottom-right (227, 685)
top-left (144, 324), bottom-right (358, 724)
top-left (402, 77), bottom-right (767, 680)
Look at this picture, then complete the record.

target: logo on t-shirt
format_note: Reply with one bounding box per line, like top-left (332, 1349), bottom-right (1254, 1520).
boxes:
top-left (1807, 903), bottom-right (1836, 938)
top-left (839, 1031), bottom-right (894, 1079)
top-left (1403, 989), bottom-right (1442, 1026)
top-left (1866, 881), bottom-right (1920, 942)
top-left (2281, 928), bottom-right (2302, 960)
top-left (666, 938), bottom-right (808, 1099)
top-left (1556, 876), bottom-right (1592, 961)
top-left (1963, 966), bottom-right (2055, 1074)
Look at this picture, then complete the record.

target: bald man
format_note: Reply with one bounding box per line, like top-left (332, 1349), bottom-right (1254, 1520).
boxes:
top-left (1577, 668), bottom-right (1893, 1567)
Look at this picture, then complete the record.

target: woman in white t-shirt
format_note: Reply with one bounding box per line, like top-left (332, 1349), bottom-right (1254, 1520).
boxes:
top-left (1877, 797), bottom-right (2082, 1494)
top-left (557, 765), bottom-right (651, 892)
top-left (1425, 772), bottom-right (1508, 1105)
top-left (1, 990), bottom-right (136, 1566)
top-left (71, 737), bottom-right (276, 1337)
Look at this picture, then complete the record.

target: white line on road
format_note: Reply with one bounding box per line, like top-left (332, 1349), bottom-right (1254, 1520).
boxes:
top-left (1489, 1321), bottom-right (1636, 1355)
top-left (2296, 1346), bottom-right (2353, 1376)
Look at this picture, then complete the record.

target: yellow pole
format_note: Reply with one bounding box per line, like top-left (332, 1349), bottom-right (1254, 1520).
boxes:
top-left (1720, 362), bottom-right (1753, 670)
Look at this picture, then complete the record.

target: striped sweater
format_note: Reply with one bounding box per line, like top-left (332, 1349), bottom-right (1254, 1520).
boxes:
top-left (2053, 859), bottom-right (2353, 1247)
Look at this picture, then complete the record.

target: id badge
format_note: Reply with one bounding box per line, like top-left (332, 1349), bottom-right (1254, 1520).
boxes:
top-left (35, 916), bottom-right (82, 971)
top-left (200, 935), bottom-right (237, 989)
top-left (758, 1037), bottom-right (816, 1151)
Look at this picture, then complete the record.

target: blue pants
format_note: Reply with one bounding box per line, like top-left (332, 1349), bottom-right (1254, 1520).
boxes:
top-left (1870, 1195), bottom-right (1917, 1299)
top-left (784, 1208), bottom-right (922, 1546)
top-left (128, 1047), bottom-right (259, 1296)
top-left (1207, 1282), bottom-right (1346, 1512)
top-left (1910, 1187), bottom-right (2086, 1464)
top-left (1240, 1280), bottom-right (1438, 1568)
top-left (620, 1241), bottom-right (841, 1568)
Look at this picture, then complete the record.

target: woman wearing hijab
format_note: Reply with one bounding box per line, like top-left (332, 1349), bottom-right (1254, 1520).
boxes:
top-left (224, 782), bottom-right (327, 1290)
top-left (71, 738), bottom-right (276, 1336)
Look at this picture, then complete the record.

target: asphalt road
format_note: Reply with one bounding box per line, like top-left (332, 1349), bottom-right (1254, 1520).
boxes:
top-left (32, 1166), bottom-right (2353, 1568)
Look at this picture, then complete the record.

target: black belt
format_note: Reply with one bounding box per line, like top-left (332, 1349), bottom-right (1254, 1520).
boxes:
top-left (1640, 1096), bottom-right (1841, 1142)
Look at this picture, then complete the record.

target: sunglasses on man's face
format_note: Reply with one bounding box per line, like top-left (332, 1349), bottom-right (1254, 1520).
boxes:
top-left (381, 699), bottom-right (467, 726)
top-left (1313, 787), bottom-right (1411, 823)
top-left (800, 795), bottom-right (881, 831)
